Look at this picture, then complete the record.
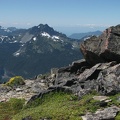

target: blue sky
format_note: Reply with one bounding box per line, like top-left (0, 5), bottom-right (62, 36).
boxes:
top-left (0, 0), bottom-right (120, 35)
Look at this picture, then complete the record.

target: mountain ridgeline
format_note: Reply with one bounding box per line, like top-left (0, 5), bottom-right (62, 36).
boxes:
top-left (69, 30), bottom-right (102, 39)
top-left (0, 24), bottom-right (82, 82)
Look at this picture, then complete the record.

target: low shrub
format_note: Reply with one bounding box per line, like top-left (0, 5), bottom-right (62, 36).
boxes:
top-left (5, 76), bottom-right (25, 87)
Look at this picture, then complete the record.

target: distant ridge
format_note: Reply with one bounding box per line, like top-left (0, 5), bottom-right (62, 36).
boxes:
top-left (69, 31), bottom-right (102, 39)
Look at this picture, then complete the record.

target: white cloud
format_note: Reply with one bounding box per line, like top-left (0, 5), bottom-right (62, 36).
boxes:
top-left (26, 22), bottom-right (31, 26)
top-left (75, 24), bottom-right (112, 28)
top-left (13, 22), bottom-right (19, 25)
top-left (54, 24), bottom-right (112, 29)
top-left (0, 21), bottom-right (3, 24)
top-left (0, 21), bottom-right (6, 26)
top-left (6, 22), bottom-right (33, 28)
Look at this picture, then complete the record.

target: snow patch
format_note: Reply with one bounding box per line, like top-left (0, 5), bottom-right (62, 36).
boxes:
top-left (33, 37), bottom-right (37, 41)
top-left (0, 36), bottom-right (8, 41)
top-left (13, 40), bottom-right (17, 43)
top-left (84, 37), bottom-right (91, 41)
top-left (52, 35), bottom-right (60, 42)
top-left (52, 36), bottom-right (59, 40)
top-left (41, 32), bottom-right (50, 38)
top-left (14, 52), bottom-right (20, 57)
top-left (4, 29), bottom-right (11, 32)
top-left (21, 44), bottom-right (24, 46)
top-left (16, 53), bottom-right (20, 56)
top-left (72, 45), bottom-right (75, 49)
top-left (60, 40), bottom-right (64, 43)
top-left (72, 45), bottom-right (75, 48)
top-left (38, 26), bottom-right (40, 28)
top-left (41, 32), bottom-right (61, 42)
top-left (53, 39), bottom-right (59, 42)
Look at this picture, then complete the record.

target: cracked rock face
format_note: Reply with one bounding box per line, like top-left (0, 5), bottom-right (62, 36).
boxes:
top-left (82, 106), bottom-right (120, 120)
top-left (80, 25), bottom-right (120, 65)
top-left (97, 63), bottom-right (120, 95)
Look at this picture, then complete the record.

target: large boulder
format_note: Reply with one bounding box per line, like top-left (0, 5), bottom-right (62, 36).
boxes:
top-left (80, 25), bottom-right (120, 65)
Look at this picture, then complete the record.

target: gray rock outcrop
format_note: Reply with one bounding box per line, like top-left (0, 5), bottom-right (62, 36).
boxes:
top-left (80, 25), bottom-right (120, 65)
top-left (97, 63), bottom-right (120, 95)
top-left (82, 106), bottom-right (120, 120)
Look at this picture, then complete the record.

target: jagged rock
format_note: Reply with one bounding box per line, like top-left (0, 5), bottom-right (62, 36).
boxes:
top-left (57, 59), bottom-right (89, 74)
top-left (0, 84), bottom-right (11, 93)
top-left (97, 61), bottom-right (117, 70)
top-left (80, 25), bottom-right (120, 65)
top-left (81, 106), bottom-right (120, 120)
top-left (1, 58), bottom-right (120, 107)
top-left (27, 89), bottom-right (55, 104)
top-left (93, 96), bottom-right (111, 107)
top-left (93, 96), bottom-right (109, 101)
top-left (16, 88), bottom-right (23, 92)
top-left (28, 62), bottom-right (100, 102)
top-left (28, 61), bottom-right (120, 102)
top-left (54, 59), bottom-right (89, 85)
top-left (78, 63), bottom-right (101, 82)
top-left (0, 78), bottom-right (49, 102)
top-left (0, 59), bottom-right (118, 104)
top-left (97, 63), bottom-right (120, 95)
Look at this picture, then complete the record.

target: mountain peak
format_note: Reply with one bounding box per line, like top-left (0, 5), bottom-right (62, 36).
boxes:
top-left (29, 24), bottom-right (66, 38)
top-left (37, 24), bottom-right (55, 34)
top-left (29, 24), bottom-right (55, 35)
top-left (38, 24), bottom-right (50, 28)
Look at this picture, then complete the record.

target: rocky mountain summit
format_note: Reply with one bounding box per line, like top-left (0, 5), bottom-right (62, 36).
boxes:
top-left (1, 24), bottom-right (120, 120)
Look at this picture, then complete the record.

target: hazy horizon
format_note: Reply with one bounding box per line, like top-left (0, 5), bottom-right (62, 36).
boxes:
top-left (0, 0), bottom-right (120, 35)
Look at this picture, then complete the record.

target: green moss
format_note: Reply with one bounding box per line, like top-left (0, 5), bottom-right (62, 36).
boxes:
top-left (0, 98), bottom-right (25, 120)
top-left (115, 112), bottom-right (120, 120)
top-left (108, 93), bottom-right (120, 107)
top-left (5, 76), bottom-right (25, 87)
top-left (12, 91), bottom-right (100, 120)
top-left (9, 98), bottom-right (25, 111)
top-left (1, 91), bottom-right (120, 120)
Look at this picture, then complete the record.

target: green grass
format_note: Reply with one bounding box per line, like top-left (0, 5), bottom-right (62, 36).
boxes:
top-left (0, 91), bottom-right (120, 120)
top-left (0, 98), bottom-right (25, 120)
top-left (108, 93), bottom-right (120, 106)
top-left (12, 91), bottom-right (100, 120)
top-left (109, 93), bottom-right (120, 120)
top-left (116, 112), bottom-right (120, 120)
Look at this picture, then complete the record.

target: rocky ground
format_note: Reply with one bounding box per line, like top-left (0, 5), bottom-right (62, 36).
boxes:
top-left (1, 24), bottom-right (120, 120)
top-left (0, 78), bottom-right (52, 102)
